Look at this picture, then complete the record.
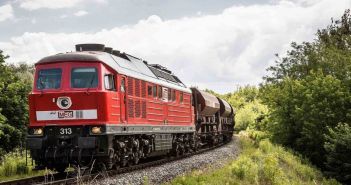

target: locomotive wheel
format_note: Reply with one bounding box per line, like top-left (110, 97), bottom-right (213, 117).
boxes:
top-left (97, 162), bottom-right (107, 172)
top-left (121, 156), bottom-right (128, 167)
top-left (174, 144), bottom-right (183, 157)
top-left (133, 152), bottom-right (140, 165)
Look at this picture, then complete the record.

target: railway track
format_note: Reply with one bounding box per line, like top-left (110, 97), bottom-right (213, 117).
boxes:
top-left (0, 141), bottom-right (229, 185)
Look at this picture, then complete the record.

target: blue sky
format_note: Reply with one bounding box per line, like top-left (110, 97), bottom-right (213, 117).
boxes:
top-left (0, 0), bottom-right (350, 93)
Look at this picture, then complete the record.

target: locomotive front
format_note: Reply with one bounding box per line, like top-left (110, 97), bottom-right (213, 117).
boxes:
top-left (26, 45), bottom-right (117, 172)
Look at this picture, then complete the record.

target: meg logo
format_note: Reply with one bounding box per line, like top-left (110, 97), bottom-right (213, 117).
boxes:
top-left (57, 97), bottom-right (72, 109)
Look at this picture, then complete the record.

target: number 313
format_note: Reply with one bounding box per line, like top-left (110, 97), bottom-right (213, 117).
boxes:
top-left (60, 128), bottom-right (72, 134)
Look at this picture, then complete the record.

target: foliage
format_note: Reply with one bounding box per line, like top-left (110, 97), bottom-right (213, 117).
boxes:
top-left (169, 135), bottom-right (338, 185)
top-left (0, 123), bottom-right (22, 153)
top-left (260, 9), bottom-right (351, 183)
top-left (261, 72), bottom-right (350, 164)
top-left (207, 86), bottom-right (269, 131)
top-left (0, 50), bottom-right (33, 152)
top-left (245, 129), bottom-right (270, 144)
top-left (234, 99), bottom-right (269, 131)
top-left (324, 123), bottom-right (351, 184)
top-left (222, 86), bottom-right (260, 109)
top-left (0, 149), bottom-right (43, 181)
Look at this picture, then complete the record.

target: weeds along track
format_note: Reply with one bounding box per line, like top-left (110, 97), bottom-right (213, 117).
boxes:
top-left (0, 141), bottom-right (230, 185)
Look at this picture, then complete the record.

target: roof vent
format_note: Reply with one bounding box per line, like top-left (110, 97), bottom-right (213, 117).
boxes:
top-left (75, 44), bottom-right (105, 52)
top-left (104, 47), bottom-right (113, 53)
top-left (112, 50), bottom-right (120, 56)
top-left (150, 64), bottom-right (172, 74)
top-left (112, 50), bottom-right (130, 61)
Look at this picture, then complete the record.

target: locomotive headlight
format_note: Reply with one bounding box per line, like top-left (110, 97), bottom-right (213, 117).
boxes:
top-left (91, 126), bottom-right (102, 134)
top-left (33, 127), bottom-right (43, 135)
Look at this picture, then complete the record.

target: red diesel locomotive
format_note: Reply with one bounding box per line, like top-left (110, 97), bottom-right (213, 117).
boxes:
top-left (26, 44), bottom-right (234, 172)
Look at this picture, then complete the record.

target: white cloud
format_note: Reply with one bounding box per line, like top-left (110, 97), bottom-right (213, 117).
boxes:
top-left (74, 10), bottom-right (88, 17)
top-left (1, 0), bottom-right (349, 93)
top-left (0, 4), bottom-right (14, 22)
top-left (19, 0), bottom-right (106, 10)
top-left (20, 0), bottom-right (83, 10)
top-left (31, 18), bottom-right (36, 24)
top-left (60, 14), bottom-right (68, 19)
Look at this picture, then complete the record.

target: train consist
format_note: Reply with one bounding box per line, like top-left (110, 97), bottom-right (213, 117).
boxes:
top-left (26, 44), bottom-right (235, 172)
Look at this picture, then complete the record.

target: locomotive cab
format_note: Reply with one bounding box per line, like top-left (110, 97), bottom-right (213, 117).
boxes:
top-left (27, 55), bottom-right (120, 172)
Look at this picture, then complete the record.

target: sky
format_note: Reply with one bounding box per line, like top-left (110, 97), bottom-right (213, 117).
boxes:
top-left (0, 0), bottom-right (350, 93)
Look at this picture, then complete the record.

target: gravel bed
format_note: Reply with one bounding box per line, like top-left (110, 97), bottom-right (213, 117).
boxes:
top-left (95, 136), bottom-right (240, 185)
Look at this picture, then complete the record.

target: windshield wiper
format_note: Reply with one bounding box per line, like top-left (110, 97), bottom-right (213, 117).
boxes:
top-left (85, 74), bottom-right (96, 95)
top-left (38, 78), bottom-right (45, 96)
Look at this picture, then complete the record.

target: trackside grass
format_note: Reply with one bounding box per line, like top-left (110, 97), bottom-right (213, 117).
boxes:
top-left (0, 149), bottom-right (45, 182)
top-left (168, 134), bottom-right (339, 185)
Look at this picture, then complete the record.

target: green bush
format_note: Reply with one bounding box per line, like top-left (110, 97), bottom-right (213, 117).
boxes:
top-left (324, 123), bottom-right (351, 184)
top-left (231, 156), bottom-right (258, 183)
top-left (246, 129), bottom-right (270, 144)
top-left (235, 100), bottom-right (268, 131)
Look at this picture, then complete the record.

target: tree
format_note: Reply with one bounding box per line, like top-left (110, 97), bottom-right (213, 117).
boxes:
top-left (260, 9), bottom-right (351, 183)
top-left (0, 50), bottom-right (33, 151)
top-left (324, 123), bottom-right (351, 184)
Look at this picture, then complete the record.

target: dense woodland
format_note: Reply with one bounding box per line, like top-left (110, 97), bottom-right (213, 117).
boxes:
top-left (212, 10), bottom-right (351, 184)
top-left (0, 10), bottom-right (351, 184)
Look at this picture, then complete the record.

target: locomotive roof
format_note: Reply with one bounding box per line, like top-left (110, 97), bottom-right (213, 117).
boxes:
top-left (37, 51), bottom-right (191, 93)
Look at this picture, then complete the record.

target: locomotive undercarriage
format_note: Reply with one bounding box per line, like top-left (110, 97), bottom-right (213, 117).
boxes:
top-left (27, 126), bottom-right (232, 173)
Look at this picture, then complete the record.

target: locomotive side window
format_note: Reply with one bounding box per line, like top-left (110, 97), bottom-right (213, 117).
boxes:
top-left (121, 78), bottom-right (125, 92)
top-left (162, 87), bottom-right (168, 102)
top-left (71, 68), bottom-right (98, 88)
top-left (152, 85), bottom-right (157, 97)
top-left (172, 89), bottom-right (176, 101)
top-left (158, 86), bottom-right (162, 99)
top-left (104, 74), bottom-right (115, 91)
top-left (168, 88), bottom-right (172, 101)
top-left (37, 68), bottom-right (62, 90)
top-left (148, 85), bottom-right (152, 96)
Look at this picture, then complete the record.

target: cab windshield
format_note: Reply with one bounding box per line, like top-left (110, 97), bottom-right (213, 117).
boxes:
top-left (71, 67), bottom-right (98, 88)
top-left (37, 68), bottom-right (62, 90)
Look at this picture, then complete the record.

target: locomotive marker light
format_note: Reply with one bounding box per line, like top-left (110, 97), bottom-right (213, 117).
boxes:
top-left (57, 96), bottom-right (72, 109)
top-left (33, 127), bottom-right (43, 136)
top-left (91, 126), bottom-right (103, 134)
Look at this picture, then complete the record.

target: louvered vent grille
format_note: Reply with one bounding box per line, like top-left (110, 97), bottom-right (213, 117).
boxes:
top-left (128, 99), bottom-right (134, 117)
top-left (135, 100), bottom-right (141, 117)
top-left (128, 78), bottom-right (133, 96)
top-left (141, 81), bottom-right (146, 98)
top-left (149, 67), bottom-right (178, 82)
top-left (142, 101), bottom-right (146, 118)
top-left (135, 79), bottom-right (140, 97)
